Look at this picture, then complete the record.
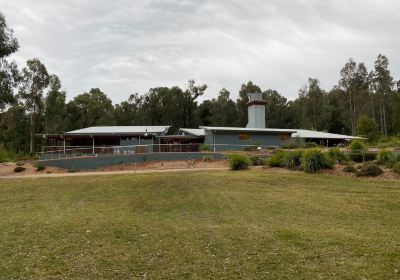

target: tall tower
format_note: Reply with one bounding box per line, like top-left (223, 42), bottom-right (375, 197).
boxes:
top-left (246, 92), bottom-right (267, 128)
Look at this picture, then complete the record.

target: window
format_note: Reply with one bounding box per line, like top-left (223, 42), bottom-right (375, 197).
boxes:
top-left (238, 133), bottom-right (251, 140)
top-left (280, 134), bottom-right (290, 141)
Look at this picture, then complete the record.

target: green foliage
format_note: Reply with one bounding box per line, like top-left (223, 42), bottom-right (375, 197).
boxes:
top-left (392, 162), bottom-right (400, 174)
top-left (348, 152), bottom-right (377, 163)
top-left (267, 150), bottom-right (288, 167)
top-left (328, 147), bottom-right (349, 164)
top-left (304, 142), bottom-right (319, 149)
top-left (199, 144), bottom-right (210, 151)
top-left (249, 156), bottom-right (264, 166)
top-left (285, 150), bottom-right (303, 170)
top-left (349, 140), bottom-right (365, 152)
top-left (301, 148), bottom-right (332, 173)
top-left (377, 149), bottom-right (395, 165)
top-left (36, 165), bottom-right (46, 171)
top-left (343, 165), bottom-right (357, 173)
top-left (357, 115), bottom-right (379, 141)
top-left (202, 155), bottom-right (213, 162)
top-left (13, 166), bottom-right (26, 173)
top-left (228, 154), bottom-right (251, 170)
top-left (356, 163), bottom-right (383, 177)
top-left (0, 146), bottom-right (15, 162)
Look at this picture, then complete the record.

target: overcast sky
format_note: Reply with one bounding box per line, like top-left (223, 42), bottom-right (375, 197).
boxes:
top-left (1, 0), bottom-right (400, 103)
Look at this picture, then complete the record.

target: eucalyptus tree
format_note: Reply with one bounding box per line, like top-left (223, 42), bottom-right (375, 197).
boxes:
top-left (66, 88), bottom-right (113, 129)
top-left (19, 59), bottom-right (50, 153)
top-left (0, 12), bottom-right (19, 110)
top-left (371, 54), bottom-right (394, 137)
top-left (44, 75), bottom-right (66, 134)
top-left (184, 79), bottom-right (207, 128)
top-left (338, 59), bottom-right (369, 135)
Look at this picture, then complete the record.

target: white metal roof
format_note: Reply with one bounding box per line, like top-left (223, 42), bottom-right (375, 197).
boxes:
top-left (179, 128), bottom-right (205, 137)
top-left (292, 129), bottom-right (365, 140)
top-left (200, 126), bottom-right (296, 133)
top-left (65, 126), bottom-right (170, 135)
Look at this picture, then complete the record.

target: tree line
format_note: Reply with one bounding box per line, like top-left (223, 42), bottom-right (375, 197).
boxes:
top-left (1, 12), bottom-right (400, 153)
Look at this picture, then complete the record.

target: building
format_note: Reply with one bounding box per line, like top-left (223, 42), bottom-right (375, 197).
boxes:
top-left (39, 92), bottom-right (364, 158)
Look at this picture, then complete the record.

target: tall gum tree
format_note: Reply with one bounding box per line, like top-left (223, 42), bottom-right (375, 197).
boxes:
top-left (19, 59), bottom-right (49, 153)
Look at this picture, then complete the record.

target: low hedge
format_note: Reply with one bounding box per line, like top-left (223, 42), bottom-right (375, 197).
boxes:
top-left (228, 154), bottom-right (252, 170)
top-left (14, 166), bottom-right (26, 173)
top-left (266, 150), bottom-right (288, 167)
top-left (285, 149), bottom-right (303, 170)
top-left (302, 148), bottom-right (334, 173)
top-left (348, 152), bottom-right (377, 163)
top-left (393, 162), bottom-right (400, 175)
top-left (356, 163), bottom-right (383, 177)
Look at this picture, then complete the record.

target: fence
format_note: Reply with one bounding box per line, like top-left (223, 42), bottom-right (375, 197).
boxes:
top-left (38, 143), bottom-right (277, 161)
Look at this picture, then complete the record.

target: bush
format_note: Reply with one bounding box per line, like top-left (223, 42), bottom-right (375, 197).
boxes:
top-left (356, 163), bottom-right (383, 177)
top-left (249, 156), bottom-right (264, 166)
top-left (200, 144), bottom-right (210, 151)
top-left (14, 166), bottom-right (26, 173)
top-left (348, 152), bottom-right (377, 163)
top-left (377, 149), bottom-right (395, 165)
top-left (285, 150), bottom-right (303, 170)
top-left (202, 155), bottom-right (214, 162)
top-left (304, 142), bottom-right (318, 149)
top-left (301, 148), bottom-right (332, 173)
top-left (392, 162), bottom-right (400, 174)
top-left (228, 154), bottom-right (252, 170)
top-left (349, 140), bottom-right (365, 152)
top-left (328, 147), bottom-right (349, 164)
top-left (343, 165), bottom-right (357, 173)
top-left (36, 165), bottom-right (46, 171)
top-left (266, 150), bottom-right (288, 167)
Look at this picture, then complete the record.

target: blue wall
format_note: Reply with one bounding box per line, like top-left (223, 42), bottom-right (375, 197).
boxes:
top-left (204, 131), bottom-right (285, 150)
top-left (40, 152), bottom-right (224, 171)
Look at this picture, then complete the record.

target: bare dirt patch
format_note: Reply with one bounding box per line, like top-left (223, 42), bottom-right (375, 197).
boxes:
top-left (0, 161), bottom-right (66, 177)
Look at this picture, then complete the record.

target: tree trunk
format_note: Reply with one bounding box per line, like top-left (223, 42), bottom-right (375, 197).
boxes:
top-left (29, 105), bottom-right (36, 153)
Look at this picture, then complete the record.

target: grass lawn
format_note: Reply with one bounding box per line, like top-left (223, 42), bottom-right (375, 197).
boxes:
top-left (1, 171), bottom-right (400, 279)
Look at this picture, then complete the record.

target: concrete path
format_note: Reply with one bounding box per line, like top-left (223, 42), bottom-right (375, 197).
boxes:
top-left (0, 167), bottom-right (230, 179)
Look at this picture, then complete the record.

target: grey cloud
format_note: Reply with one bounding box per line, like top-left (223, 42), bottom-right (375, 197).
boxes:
top-left (1, 0), bottom-right (399, 103)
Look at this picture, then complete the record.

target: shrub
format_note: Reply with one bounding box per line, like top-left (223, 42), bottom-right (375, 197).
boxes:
top-left (393, 162), bottom-right (400, 175)
top-left (202, 155), bottom-right (214, 162)
top-left (249, 156), bottom-right (264, 166)
top-left (356, 163), bottom-right (383, 177)
top-left (377, 149), bottom-right (395, 165)
top-left (200, 144), bottom-right (210, 151)
top-left (328, 147), bottom-right (349, 164)
top-left (343, 165), bottom-right (357, 173)
top-left (14, 166), bottom-right (26, 173)
top-left (348, 152), bottom-right (377, 163)
top-left (304, 142), bottom-right (318, 149)
top-left (266, 150), bottom-right (288, 167)
top-left (36, 165), bottom-right (46, 171)
top-left (228, 154), bottom-right (251, 170)
top-left (301, 148), bottom-right (332, 173)
top-left (285, 149), bottom-right (303, 170)
top-left (349, 140), bottom-right (365, 152)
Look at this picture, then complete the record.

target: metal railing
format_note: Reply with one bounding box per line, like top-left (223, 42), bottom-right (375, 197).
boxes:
top-left (38, 143), bottom-right (277, 161)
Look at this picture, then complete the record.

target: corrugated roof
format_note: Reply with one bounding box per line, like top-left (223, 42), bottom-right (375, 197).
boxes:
top-left (200, 126), bottom-right (296, 133)
top-left (179, 128), bottom-right (205, 137)
top-left (65, 126), bottom-right (170, 135)
top-left (292, 129), bottom-right (365, 140)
